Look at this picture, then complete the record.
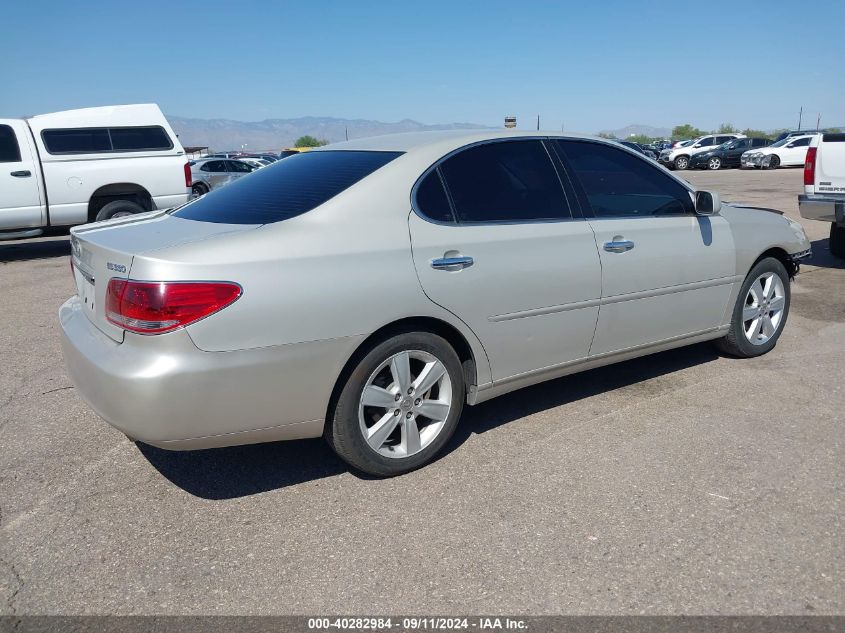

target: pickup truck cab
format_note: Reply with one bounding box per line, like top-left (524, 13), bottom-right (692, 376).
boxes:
top-left (0, 104), bottom-right (190, 240)
top-left (799, 132), bottom-right (845, 257)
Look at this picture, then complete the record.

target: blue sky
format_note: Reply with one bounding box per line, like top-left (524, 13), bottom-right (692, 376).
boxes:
top-left (1, 0), bottom-right (843, 132)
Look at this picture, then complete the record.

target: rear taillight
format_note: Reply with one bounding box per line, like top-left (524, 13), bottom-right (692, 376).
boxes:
top-left (184, 162), bottom-right (192, 188)
top-left (106, 280), bottom-right (241, 334)
top-left (804, 147), bottom-right (817, 186)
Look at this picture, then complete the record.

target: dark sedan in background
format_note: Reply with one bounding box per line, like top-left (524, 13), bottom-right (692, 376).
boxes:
top-left (690, 137), bottom-right (771, 170)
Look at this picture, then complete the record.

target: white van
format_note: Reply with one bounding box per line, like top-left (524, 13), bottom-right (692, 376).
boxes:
top-left (0, 104), bottom-right (190, 239)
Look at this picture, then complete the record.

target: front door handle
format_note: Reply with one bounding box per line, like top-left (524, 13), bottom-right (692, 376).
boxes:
top-left (431, 256), bottom-right (474, 271)
top-left (10, 170), bottom-right (31, 178)
top-left (603, 240), bottom-right (635, 253)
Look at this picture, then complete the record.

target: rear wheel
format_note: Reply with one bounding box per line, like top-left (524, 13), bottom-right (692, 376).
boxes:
top-left (327, 332), bottom-right (465, 476)
top-left (673, 155), bottom-right (690, 170)
top-left (94, 199), bottom-right (145, 222)
top-left (707, 156), bottom-right (722, 170)
top-left (191, 183), bottom-right (209, 198)
top-left (716, 257), bottom-right (790, 358)
top-left (830, 223), bottom-right (845, 258)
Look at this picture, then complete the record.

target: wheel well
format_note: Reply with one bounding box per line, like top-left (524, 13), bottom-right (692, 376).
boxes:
top-left (755, 247), bottom-right (797, 278)
top-left (325, 317), bottom-right (478, 426)
top-left (88, 183), bottom-right (153, 222)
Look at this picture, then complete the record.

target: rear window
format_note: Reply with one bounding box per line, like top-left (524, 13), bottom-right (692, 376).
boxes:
top-left (173, 150), bottom-right (403, 224)
top-left (0, 125), bottom-right (22, 162)
top-left (42, 126), bottom-right (173, 154)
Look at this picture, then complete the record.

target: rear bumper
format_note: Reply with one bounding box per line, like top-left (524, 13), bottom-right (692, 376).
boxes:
top-left (798, 193), bottom-right (845, 224)
top-left (59, 297), bottom-right (363, 450)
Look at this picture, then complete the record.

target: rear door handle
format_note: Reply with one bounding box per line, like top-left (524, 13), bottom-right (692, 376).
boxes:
top-left (10, 170), bottom-right (31, 178)
top-left (431, 256), bottom-right (474, 271)
top-left (603, 240), bottom-right (635, 253)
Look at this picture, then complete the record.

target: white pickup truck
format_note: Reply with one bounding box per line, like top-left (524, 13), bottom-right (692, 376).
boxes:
top-left (0, 104), bottom-right (190, 240)
top-left (799, 133), bottom-right (845, 257)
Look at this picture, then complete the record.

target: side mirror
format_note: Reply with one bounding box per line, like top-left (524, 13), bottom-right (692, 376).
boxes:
top-left (695, 191), bottom-right (721, 216)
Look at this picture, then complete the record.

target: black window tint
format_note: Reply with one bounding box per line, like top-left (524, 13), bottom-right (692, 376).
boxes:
top-left (791, 137), bottom-right (811, 147)
top-left (439, 140), bottom-right (569, 223)
top-left (201, 160), bottom-right (225, 172)
top-left (43, 128), bottom-right (110, 153)
top-left (734, 139), bottom-right (749, 149)
top-left (0, 125), bottom-right (21, 162)
top-left (753, 138), bottom-right (769, 147)
top-left (415, 169), bottom-right (454, 222)
top-left (557, 140), bottom-right (693, 218)
top-left (109, 126), bottom-right (172, 151)
top-left (227, 160), bottom-right (252, 173)
top-left (173, 150), bottom-right (402, 224)
top-left (699, 137), bottom-right (715, 147)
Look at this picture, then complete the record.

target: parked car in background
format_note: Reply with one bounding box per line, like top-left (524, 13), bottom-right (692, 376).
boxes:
top-left (690, 137), bottom-right (771, 170)
top-left (617, 140), bottom-right (656, 159)
top-left (773, 129), bottom-right (827, 144)
top-left (742, 135), bottom-right (816, 169)
top-left (0, 104), bottom-right (189, 239)
top-left (189, 158), bottom-right (257, 197)
top-left (659, 134), bottom-right (746, 170)
top-left (799, 132), bottom-right (845, 257)
top-left (279, 147), bottom-right (313, 158)
top-left (60, 130), bottom-right (810, 476)
top-left (239, 157), bottom-right (271, 169)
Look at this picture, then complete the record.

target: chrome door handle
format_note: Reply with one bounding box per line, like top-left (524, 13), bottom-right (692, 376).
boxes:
top-left (431, 256), bottom-right (474, 271)
top-left (10, 170), bottom-right (31, 178)
top-left (603, 240), bottom-right (635, 253)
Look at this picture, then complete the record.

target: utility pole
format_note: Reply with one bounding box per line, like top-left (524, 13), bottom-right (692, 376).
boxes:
top-left (798, 106), bottom-right (803, 130)
top-left (345, 127), bottom-right (348, 141)
top-left (816, 113), bottom-right (821, 131)
top-left (536, 115), bottom-right (540, 131)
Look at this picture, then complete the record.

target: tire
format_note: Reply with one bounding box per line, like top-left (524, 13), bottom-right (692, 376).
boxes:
top-left (716, 257), bottom-right (790, 358)
top-left (673, 155), bottom-right (690, 170)
top-left (326, 332), bottom-right (465, 476)
top-left (830, 223), bottom-right (845, 258)
top-left (707, 156), bottom-right (722, 170)
top-left (94, 199), bottom-right (145, 222)
top-left (767, 155), bottom-right (781, 169)
top-left (191, 183), bottom-right (209, 198)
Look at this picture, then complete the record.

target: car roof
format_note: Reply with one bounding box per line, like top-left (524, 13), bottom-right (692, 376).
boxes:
top-left (312, 129), bottom-right (612, 154)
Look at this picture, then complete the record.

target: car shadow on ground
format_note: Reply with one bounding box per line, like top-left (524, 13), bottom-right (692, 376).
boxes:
top-left (139, 342), bottom-right (719, 500)
top-left (0, 237), bottom-right (70, 262)
top-left (805, 238), bottom-right (845, 270)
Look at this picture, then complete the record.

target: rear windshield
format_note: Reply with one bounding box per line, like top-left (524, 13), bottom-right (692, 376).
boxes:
top-left (173, 150), bottom-right (403, 224)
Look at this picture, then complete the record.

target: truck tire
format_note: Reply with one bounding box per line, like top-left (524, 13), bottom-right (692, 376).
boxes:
top-left (831, 223), bottom-right (845, 258)
top-left (95, 199), bottom-right (146, 222)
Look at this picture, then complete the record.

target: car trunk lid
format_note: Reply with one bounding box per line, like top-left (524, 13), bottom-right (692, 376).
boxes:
top-left (70, 211), bottom-right (259, 342)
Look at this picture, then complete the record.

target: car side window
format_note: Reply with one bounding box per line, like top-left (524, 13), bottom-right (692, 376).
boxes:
top-left (415, 169), bottom-right (455, 223)
top-left (0, 125), bottom-right (22, 162)
top-left (438, 140), bottom-right (570, 223)
top-left (734, 139), bottom-right (749, 149)
top-left (790, 137), bottom-right (811, 147)
top-left (556, 140), bottom-right (694, 218)
top-left (699, 137), bottom-right (715, 147)
top-left (228, 160), bottom-right (252, 173)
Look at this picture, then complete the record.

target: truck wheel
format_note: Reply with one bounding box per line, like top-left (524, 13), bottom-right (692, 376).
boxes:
top-left (673, 155), bottom-right (690, 170)
top-left (95, 200), bottom-right (145, 222)
top-left (830, 224), bottom-right (845, 258)
top-left (716, 257), bottom-right (790, 358)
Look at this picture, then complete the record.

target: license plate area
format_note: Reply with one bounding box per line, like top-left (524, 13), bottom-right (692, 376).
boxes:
top-left (76, 265), bottom-right (96, 313)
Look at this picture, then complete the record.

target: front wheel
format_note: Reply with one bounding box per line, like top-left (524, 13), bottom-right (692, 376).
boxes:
top-left (327, 332), bottom-right (465, 476)
top-left (707, 156), bottom-right (722, 170)
top-left (716, 257), bottom-right (790, 358)
top-left (673, 155), bottom-right (690, 170)
top-left (767, 155), bottom-right (781, 169)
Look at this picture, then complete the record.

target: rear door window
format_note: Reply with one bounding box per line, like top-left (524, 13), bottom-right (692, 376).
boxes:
top-left (556, 140), bottom-right (693, 218)
top-left (173, 150), bottom-right (402, 224)
top-left (0, 125), bottom-right (22, 162)
top-left (438, 140), bottom-right (570, 223)
top-left (415, 169), bottom-right (455, 223)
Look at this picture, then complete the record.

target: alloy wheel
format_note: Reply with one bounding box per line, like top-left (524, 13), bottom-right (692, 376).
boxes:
top-left (358, 350), bottom-right (453, 458)
top-left (742, 272), bottom-right (786, 345)
top-left (708, 157), bottom-right (721, 170)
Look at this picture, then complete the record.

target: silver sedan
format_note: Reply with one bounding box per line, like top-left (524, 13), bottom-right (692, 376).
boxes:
top-left (61, 131), bottom-right (812, 476)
